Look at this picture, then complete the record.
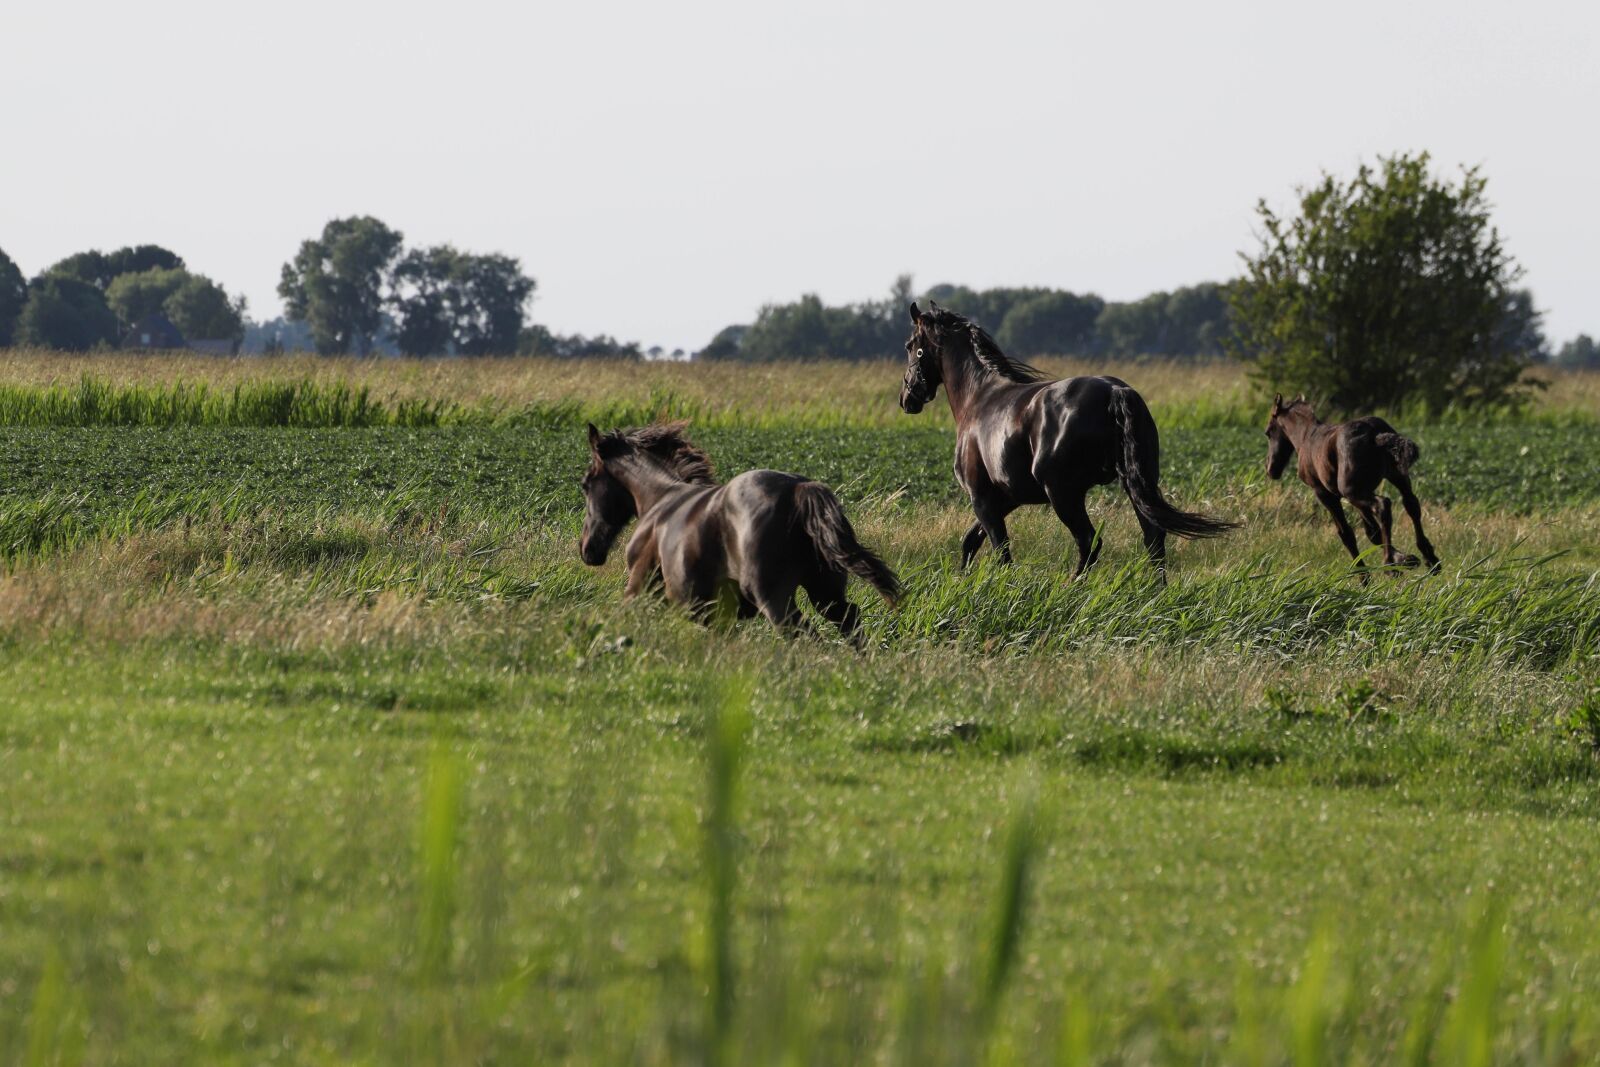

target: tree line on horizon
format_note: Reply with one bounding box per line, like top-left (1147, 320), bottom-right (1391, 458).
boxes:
top-left (0, 220), bottom-right (637, 360)
top-left (4, 152), bottom-right (1597, 403)
top-left (700, 276), bottom-right (1245, 364)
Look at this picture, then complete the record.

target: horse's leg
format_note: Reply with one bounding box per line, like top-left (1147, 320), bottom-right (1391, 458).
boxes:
top-left (1390, 473), bottom-right (1439, 572)
top-left (1348, 497), bottom-right (1392, 565)
top-left (1314, 488), bottom-right (1368, 578)
top-left (960, 521), bottom-right (988, 569)
top-left (1124, 490), bottom-right (1168, 581)
top-left (1045, 484), bottom-right (1100, 578)
top-left (746, 569), bottom-right (808, 636)
top-left (1349, 496), bottom-right (1404, 573)
top-left (971, 493), bottom-right (1014, 565)
top-left (1375, 495), bottom-right (1418, 567)
top-left (804, 570), bottom-right (862, 646)
top-left (624, 553), bottom-right (662, 600)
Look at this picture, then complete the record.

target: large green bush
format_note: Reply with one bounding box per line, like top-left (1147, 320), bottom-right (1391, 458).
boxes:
top-left (1229, 153), bottom-right (1542, 413)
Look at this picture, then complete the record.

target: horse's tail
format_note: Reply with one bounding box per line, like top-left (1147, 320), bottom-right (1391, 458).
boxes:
top-left (1375, 432), bottom-right (1419, 477)
top-left (793, 481), bottom-right (901, 606)
top-left (1109, 383), bottom-right (1238, 540)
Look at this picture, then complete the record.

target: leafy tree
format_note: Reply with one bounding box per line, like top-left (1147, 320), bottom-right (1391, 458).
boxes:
top-left (1229, 153), bottom-right (1538, 412)
top-left (0, 246), bottom-right (26, 346)
top-left (1556, 334), bottom-right (1599, 369)
top-left (995, 290), bottom-right (1105, 357)
top-left (106, 268), bottom-right (188, 326)
top-left (14, 275), bottom-right (119, 350)
top-left (391, 246), bottom-right (536, 355)
top-left (1097, 283), bottom-right (1231, 358)
top-left (517, 324), bottom-right (641, 359)
top-left (107, 268), bottom-right (245, 343)
top-left (1491, 288), bottom-right (1548, 363)
top-left (698, 324), bottom-right (748, 361)
top-left (391, 246), bottom-right (456, 356)
top-left (165, 274), bottom-right (245, 342)
top-left (278, 216), bottom-right (404, 355)
top-left (450, 252), bottom-right (535, 355)
top-left (732, 277), bottom-right (911, 362)
top-left (105, 245), bottom-right (185, 281)
top-left (49, 245), bottom-right (185, 289)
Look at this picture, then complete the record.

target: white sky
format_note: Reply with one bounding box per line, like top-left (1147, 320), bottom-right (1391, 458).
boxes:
top-left (3, 0), bottom-right (1596, 350)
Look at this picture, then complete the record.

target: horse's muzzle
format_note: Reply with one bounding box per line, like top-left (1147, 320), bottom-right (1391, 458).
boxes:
top-left (899, 388), bottom-right (925, 415)
top-left (580, 534), bottom-right (608, 566)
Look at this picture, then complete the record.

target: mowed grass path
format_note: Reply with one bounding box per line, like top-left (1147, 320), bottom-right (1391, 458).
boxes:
top-left (1, 362), bottom-right (1598, 1063)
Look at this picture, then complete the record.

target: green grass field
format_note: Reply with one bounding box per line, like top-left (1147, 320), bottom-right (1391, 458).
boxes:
top-left (0, 356), bottom-right (1597, 1064)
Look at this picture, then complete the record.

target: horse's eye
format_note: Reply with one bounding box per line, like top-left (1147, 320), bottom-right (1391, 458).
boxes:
top-left (915, 348), bottom-right (924, 359)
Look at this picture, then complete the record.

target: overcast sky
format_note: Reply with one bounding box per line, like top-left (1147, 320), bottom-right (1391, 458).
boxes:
top-left (4, 0), bottom-right (1596, 350)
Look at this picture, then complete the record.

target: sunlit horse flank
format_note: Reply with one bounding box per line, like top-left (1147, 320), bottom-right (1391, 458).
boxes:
top-left (1264, 394), bottom-right (1440, 576)
top-left (898, 301), bottom-right (1235, 579)
top-left (579, 422), bottom-right (900, 641)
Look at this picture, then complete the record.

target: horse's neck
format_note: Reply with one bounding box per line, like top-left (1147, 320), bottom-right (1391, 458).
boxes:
top-left (938, 345), bottom-right (987, 421)
top-left (615, 458), bottom-right (687, 514)
top-left (1281, 410), bottom-right (1322, 452)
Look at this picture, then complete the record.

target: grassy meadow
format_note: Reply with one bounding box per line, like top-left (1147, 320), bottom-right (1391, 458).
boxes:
top-left (0, 351), bottom-right (1597, 1064)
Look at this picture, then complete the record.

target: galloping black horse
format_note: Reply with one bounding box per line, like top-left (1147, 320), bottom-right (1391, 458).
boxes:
top-left (899, 302), bottom-right (1235, 577)
top-left (580, 423), bottom-right (900, 639)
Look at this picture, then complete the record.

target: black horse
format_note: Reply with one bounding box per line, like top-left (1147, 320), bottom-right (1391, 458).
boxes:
top-left (580, 423), bottom-right (900, 640)
top-left (898, 302), bottom-right (1235, 577)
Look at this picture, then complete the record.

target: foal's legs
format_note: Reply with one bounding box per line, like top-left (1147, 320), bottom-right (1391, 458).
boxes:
top-left (1389, 473), bottom-right (1440, 571)
top-left (1044, 483), bottom-right (1101, 578)
top-left (1314, 487), bottom-right (1368, 578)
top-left (1347, 496), bottom-right (1402, 570)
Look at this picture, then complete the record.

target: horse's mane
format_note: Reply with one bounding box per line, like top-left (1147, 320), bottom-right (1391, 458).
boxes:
top-left (1274, 395), bottom-right (1320, 422)
top-left (599, 422), bottom-right (717, 484)
top-left (922, 305), bottom-right (1048, 384)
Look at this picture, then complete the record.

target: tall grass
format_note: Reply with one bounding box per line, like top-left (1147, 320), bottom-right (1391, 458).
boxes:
top-left (0, 359), bottom-right (1593, 428)
top-left (0, 377), bottom-right (459, 427)
top-left (241, 685), bottom-right (1581, 1065)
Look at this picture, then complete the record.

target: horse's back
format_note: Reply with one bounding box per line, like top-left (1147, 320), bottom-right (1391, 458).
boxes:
top-left (1025, 375), bottom-right (1125, 485)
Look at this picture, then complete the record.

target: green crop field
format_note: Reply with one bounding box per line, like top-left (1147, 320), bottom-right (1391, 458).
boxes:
top-left (0, 355), bottom-right (1597, 1065)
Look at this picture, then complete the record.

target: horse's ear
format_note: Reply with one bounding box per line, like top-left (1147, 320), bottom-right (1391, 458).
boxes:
top-left (586, 422), bottom-right (602, 451)
top-left (908, 301), bottom-right (921, 325)
top-left (1272, 393), bottom-right (1283, 411)
top-left (928, 299), bottom-right (941, 312)
top-left (1293, 393), bottom-right (1305, 405)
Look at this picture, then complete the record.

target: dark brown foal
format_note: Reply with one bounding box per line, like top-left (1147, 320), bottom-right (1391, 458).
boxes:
top-left (1264, 394), bottom-right (1440, 575)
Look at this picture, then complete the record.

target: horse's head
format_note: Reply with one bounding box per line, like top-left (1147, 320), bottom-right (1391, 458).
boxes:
top-left (899, 301), bottom-right (943, 414)
top-left (580, 423), bottom-right (637, 565)
top-left (1263, 393), bottom-right (1301, 481)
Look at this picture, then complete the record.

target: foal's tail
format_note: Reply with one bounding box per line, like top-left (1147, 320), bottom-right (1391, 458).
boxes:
top-left (793, 482), bottom-right (902, 606)
top-left (1109, 383), bottom-right (1238, 539)
top-left (1375, 432), bottom-right (1420, 477)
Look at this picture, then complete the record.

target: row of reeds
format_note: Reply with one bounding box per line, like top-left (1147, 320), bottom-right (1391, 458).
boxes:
top-left (0, 372), bottom-right (1595, 429)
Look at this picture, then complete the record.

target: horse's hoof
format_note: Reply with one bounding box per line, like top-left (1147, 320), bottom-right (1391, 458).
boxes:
top-left (1395, 553), bottom-right (1421, 568)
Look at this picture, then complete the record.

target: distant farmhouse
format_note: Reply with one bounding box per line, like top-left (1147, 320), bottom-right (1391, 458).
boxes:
top-left (121, 312), bottom-right (239, 354)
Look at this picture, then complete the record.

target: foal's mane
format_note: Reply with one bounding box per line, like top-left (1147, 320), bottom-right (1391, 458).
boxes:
top-left (597, 422), bottom-right (717, 484)
top-left (1273, 395), bottom-right (1320, 423)
top-left (922, 305), bottom-right (1047, 384)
